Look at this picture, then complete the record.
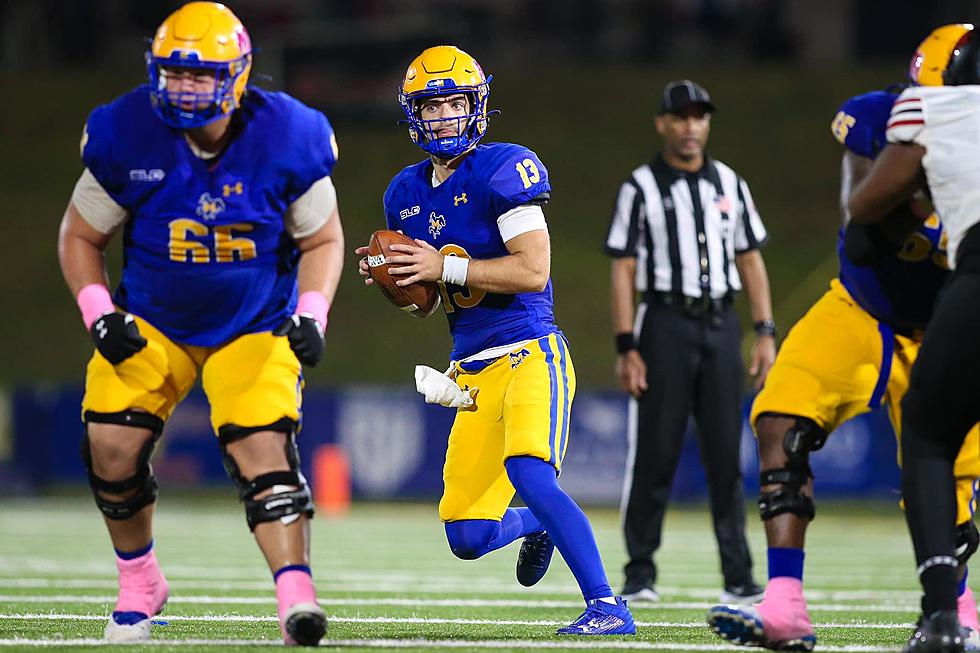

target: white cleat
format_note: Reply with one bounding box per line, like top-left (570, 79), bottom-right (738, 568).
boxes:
top-left (719, 583), bottom-right (766, 605)
top-left (964, 626), bottom-right (980, 651)
top-left (104, 613), bottom-right (152, 642)
top-left (621, 587), bottom-right (660, 603)
top-left (102, 590), bottom-right (168, 643)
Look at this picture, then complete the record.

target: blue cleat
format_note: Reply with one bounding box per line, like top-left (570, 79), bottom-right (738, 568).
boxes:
top-left (556, 596), bottom-right (636, 635)
top-left (707, 604), bottom-right (815, 652)
top-left (516, 531), bottom-right (555, 587)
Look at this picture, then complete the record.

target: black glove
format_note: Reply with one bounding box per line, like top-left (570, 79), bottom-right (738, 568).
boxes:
top-left (90, 312), bottom-right (147, 364)
top-left (274, 315), bottom-right (325, 367)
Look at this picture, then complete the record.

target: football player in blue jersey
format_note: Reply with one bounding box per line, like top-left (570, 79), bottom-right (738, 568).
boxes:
top-left (56, 2), bottom-right (343, 645)
top-left (707, 24), bottom-right (980, 652)
top-left (355, 45), bottom-right (635, 636)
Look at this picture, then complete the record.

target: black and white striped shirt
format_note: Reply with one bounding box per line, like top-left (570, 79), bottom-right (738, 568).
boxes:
top-left (604, 154), bottom-right (768, 298)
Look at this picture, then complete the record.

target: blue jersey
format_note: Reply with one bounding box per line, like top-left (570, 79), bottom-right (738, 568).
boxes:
top-left (383, 142), bottom-right (559, 362)
top-left (82, 85), bottom-right (337, 346)
top-left (831, 90), bottom-right (948, 334)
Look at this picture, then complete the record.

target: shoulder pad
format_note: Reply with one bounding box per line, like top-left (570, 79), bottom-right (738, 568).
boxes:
top-left (886, 87), bottom-right (927, 146)
top-left (80, 100), bottom-right (122, 192)
top-left (830, 90), bottom-right (899, 159)
top-left (254, 90), bottom-right (339, 198)
top-left (482, 143), bottom-right (551, 213)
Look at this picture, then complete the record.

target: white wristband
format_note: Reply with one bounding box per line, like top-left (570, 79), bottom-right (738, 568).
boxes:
top-left (441, 255), bottom-right (469, 286)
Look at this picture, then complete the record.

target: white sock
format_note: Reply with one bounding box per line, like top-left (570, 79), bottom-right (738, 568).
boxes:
top-left (597, 596), bottom-right (618, 605)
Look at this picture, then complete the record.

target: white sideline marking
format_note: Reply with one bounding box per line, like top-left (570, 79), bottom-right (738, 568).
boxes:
top-left (0, 637), bottom-right (900, 651)
top-left (0, 612), bottom-right (914, 629)
top-left (0, 593), bottom-right (923, 613)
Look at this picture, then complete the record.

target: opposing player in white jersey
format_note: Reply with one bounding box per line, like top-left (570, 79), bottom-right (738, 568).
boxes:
top-left (850, 26), bottom-right (980, 653)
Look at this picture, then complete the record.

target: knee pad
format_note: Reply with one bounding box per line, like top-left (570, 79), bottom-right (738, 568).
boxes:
top-left (81, 410), bottom-right (163, 521)
top-left (757, 416), bottom-right (825, 522)
top-left (957, 521), bottom-right (980, 565)
top-left (445, 520), bottom-right (499, 560)
top-left (219, 423), bottom-right (314, 532)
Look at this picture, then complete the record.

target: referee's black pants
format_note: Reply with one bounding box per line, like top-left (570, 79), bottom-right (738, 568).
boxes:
top-left (622, 298), bottom-right (754, 591)
top-left (900, 224), bottom-right (980, 615)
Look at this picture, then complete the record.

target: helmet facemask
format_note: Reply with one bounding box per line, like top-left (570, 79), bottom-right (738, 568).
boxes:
top-left (400, 78), bottom-right (491, 159)
top-left (402, 85), bottom-right (487, 159)
top-left (147, 54), bottom-right (250, 129)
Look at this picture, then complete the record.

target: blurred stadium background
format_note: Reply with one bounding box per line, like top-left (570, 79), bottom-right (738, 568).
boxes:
top-left (0, 0), bottom-right (973, 505)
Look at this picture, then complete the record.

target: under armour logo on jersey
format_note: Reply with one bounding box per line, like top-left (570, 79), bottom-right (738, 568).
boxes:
top-left (454, 193), bottom-right (468, 206)
top-left (428, 212), bottom-right (447, 238)
top-left (509, 348), bottom-right (531, 369)
top-left (196, 192), bottom-right (226, 221)
top-left (223, 181), bottom-right (244, 197)
top-left (662, 196), bottom-right (674, 211)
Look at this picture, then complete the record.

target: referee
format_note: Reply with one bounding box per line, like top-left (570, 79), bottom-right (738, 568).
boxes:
top-left (604, 80), bottom-right (776, 604)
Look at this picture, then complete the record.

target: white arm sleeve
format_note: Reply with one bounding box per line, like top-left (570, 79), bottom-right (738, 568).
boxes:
top-left (70, 168), bottom-right (128, 235)
top-left (285, 175), bottom-right (337, 239)
top-left (497, 204), bottom-right (547, 243)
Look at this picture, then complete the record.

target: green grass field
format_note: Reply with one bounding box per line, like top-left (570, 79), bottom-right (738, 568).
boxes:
top-left (0, 495), bottom-right (925, 651)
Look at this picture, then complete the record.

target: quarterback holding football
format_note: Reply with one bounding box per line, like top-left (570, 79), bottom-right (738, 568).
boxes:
top-left (356, 45), bottom-right (636, 635)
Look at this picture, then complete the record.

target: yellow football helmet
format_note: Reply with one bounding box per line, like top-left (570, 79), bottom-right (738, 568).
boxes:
top-left (146, 2), bottom-right (252, 128)
top-left (398, 45), bottom-right (492, 158)
top-left (909, 23), bottom-right (974, 86)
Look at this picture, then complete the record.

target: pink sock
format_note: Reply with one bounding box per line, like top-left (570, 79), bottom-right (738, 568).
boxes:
top-left (756, 577), bottom-right (813, 641)
top-left (959, 586), bottom-right (980, 632)
top-left (115, 548), bottom-right (169, 617)
top-left (275, 568), bottom-right (318, 635)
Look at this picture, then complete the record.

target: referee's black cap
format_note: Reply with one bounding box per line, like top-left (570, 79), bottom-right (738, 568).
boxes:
top-left (659, 80), bottom-right (716, 115)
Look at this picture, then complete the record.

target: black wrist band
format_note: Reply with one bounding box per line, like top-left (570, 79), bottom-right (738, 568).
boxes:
top-left (753, 319), bottom-right (777, 337)
top-left (615, 332), bottom-right (636, 354)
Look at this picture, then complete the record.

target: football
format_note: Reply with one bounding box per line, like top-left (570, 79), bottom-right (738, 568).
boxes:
top-left (367, 230), bottom-right (441, 317)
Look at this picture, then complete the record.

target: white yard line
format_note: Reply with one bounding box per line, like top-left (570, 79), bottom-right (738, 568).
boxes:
top-left (0, 612), bottom-right (914, 629)
top-left (0, 576), bottom-right (919, 607)
top-left (0, 637), bottom-right (901, 651)
top-left (0, 558), bottom-right (918, 587)
top-left (0, 577), bottom-right (921, 602)
top-left (0, 594), bottom-right (923, 613)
